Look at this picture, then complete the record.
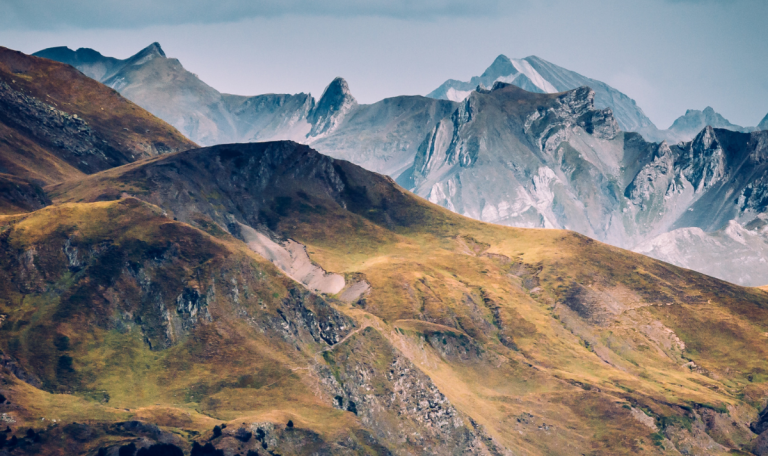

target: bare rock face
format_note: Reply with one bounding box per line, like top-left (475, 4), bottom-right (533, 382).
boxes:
top-left (524, 85), bottom-right (619, 155)
top-left (307, 77), bottom-right (357, 139)
top-left (410, 83), bottom-right (628, 242)
top-left (405, 77), bottom-right (768, 287)
top-left (411, 80), bottom-right (768, 285)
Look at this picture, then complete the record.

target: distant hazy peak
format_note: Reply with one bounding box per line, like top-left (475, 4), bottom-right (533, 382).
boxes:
top-left (35, 42), bottom-right (165, 67)
top-left (307, 77), bottom-right (357, 139)
top-left (759, 113), bottom-right (768, 131)
top-left (34, 46), bottom-right (108, 64)
top-left (669, 106), bottom-right (741, 133)
top-left (686, 106), bottom-right (726, 121)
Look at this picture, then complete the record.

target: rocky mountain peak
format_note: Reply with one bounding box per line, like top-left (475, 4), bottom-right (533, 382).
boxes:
top-left (695, 125), bottom-right (719, 149)
top-left (480, 54), bottom-right (517, 80)
top-left (307, 77), bottom-right (357, 138)
top-left (682, 126), bottom-right (727, 192)
top-left (428, 53), bottom-right (655, 131)
top-left (139, 42), bottom-right (166, 58)
top-left (123, 42), bottom-right (166, 67)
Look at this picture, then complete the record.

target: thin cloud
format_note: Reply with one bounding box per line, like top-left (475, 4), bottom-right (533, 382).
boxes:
top-left (1, 0), bottom-right (529, 30)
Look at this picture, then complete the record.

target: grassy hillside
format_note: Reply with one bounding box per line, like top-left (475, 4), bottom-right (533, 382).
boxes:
top-left (2, 141), bottom-right (757, 454)
top-left (0, 199), bottom-right (376, 454)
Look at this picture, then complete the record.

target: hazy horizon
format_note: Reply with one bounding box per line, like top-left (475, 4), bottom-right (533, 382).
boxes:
top-left (1, 0), bottom-right (766, 128)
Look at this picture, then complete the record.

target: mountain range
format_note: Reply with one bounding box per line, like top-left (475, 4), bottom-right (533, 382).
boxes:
top-left (32, 43), bottom-right (768, 286)
top-left (34, 43), bottom-right (317, 146)
top-left (6, 46), bottom-right (768, 455)
top-left (429, 54), bottom-right (767, 144)
top-left (427, 54), bottom-right (656, 133)
top-left (33, 44), bottom-right (458, 179)
top-left (406, 82), bottom-right (768, 285)
top-left (639, 106), bottom-right (762, 143)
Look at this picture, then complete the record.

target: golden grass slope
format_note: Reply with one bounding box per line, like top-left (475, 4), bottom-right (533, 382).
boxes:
top-left (19, 141), bottom-right (766, 454)
top-left (0, 199), bottom-right (375, 454)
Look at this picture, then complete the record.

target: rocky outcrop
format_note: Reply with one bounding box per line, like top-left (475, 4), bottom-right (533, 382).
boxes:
top-left (272, 287), bottom-right (353, 347)
top-left (679, 126), bottom-right (728, 192)
top-left (307, 77), bottom-right (357, 139)
top-left (524, 86), bottom-right (619, 155)
top-left (412, 93), bottom-right (479, 186)
top-left (323, 327), bottom-right (486, 454)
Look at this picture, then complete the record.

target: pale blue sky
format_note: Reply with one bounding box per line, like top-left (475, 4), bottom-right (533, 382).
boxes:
top-left (1, 0), bottom-right (766, 128)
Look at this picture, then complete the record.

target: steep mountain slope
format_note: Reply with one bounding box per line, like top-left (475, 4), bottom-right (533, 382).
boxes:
top-left (0, 46), bottom-right (196, 190)
top-left (306, 77), bottom-right (357, 139)
top-left (221, 91), bottom-right (314, 143)
top-left (428, 54), bottom-right (655, 132)
top-left (640, 106), bottom-right (754, 143)
top-left (759, 113), bottom-right (768, 131)
top-left (1, 140), bottom-right (767, 454)
top-left (412, 83), bottom-right (630, 243)
top-left (310, 95), bottom-right (457, 177)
